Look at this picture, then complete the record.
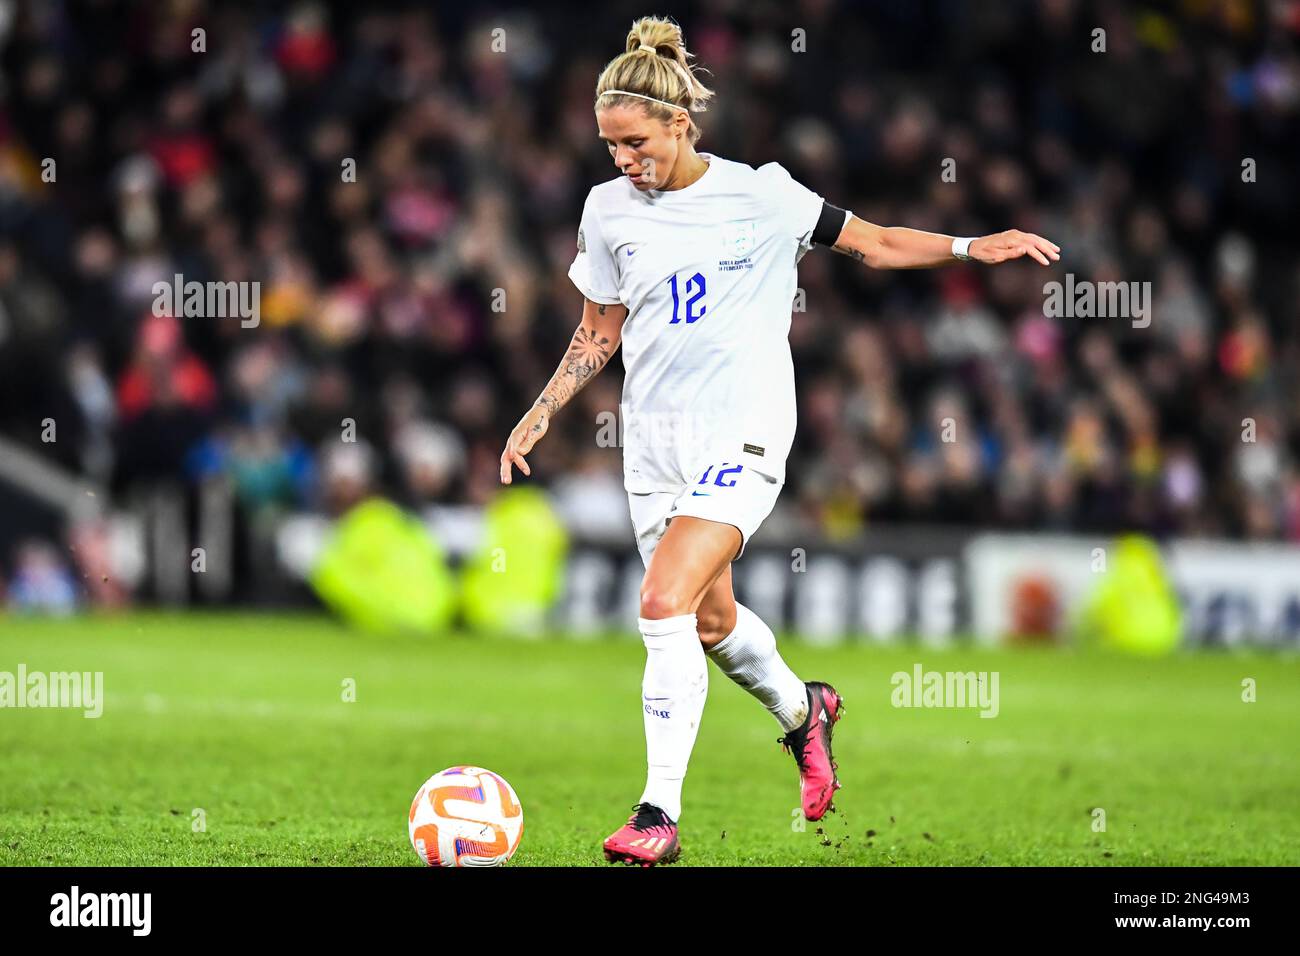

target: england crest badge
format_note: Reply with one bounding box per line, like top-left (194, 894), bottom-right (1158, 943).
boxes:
top-left (720, 220), bottom-right (756, 259)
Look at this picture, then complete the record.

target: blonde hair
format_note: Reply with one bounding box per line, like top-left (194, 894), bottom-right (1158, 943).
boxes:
top-left (594, 16), bottom-right (716, 145)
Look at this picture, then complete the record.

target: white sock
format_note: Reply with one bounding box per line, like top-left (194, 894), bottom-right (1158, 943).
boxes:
top-left (637, 613), bottom-right (708, 824)
top-left (706, 603), bottom-right (808, 732)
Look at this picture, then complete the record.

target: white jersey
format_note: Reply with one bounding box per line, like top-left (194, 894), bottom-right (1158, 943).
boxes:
top-left (567, 152), bottom-right (839, 494)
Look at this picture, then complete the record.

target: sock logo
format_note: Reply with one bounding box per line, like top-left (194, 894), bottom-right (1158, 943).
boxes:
top-left (643, 697), bottom-right (671, 719)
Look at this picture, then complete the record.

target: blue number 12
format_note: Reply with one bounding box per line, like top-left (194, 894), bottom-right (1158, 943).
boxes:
top-left (668, 272), bottom-right (707, 324)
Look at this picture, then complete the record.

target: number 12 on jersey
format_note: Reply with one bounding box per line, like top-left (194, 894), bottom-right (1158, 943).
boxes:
top-left (668, 272), bottom-right (707, 324)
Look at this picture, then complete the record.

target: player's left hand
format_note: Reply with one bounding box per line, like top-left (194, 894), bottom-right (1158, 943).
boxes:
top-left (970, 230), bottom-right (1060, 266)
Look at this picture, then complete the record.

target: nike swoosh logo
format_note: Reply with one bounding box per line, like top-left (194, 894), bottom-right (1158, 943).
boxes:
top-left (691, 491), bottom-right (710, 496)
top-left (626, 248), bottom-right (636, 256)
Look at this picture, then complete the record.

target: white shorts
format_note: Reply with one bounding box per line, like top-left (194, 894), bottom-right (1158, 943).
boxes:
top-left (627, 460), bottom-right (784, 568)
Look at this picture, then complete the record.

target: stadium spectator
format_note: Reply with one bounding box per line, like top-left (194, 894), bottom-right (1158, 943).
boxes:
top-left (2, 0), bottom-right (1299, 601)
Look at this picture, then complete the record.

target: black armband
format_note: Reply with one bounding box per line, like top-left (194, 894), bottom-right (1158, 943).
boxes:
top-left (811, 201), bottom-right (849, 247)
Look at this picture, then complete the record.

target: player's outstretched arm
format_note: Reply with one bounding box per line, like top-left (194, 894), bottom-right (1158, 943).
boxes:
top-left (829, 214), bottom-right (1060, 269)
top-left (500, 297), bottom-right (629, 484)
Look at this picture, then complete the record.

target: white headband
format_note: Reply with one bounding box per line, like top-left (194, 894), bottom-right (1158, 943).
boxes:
top-left (598, 89), bottom-right (689, 113)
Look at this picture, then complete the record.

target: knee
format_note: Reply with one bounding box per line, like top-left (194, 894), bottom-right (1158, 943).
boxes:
top-left (639, 583), bottom-right (691, 621)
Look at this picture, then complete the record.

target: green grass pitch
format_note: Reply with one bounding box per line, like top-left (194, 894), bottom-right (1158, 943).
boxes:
top-left (0, 612), bottom-right (1296, 866)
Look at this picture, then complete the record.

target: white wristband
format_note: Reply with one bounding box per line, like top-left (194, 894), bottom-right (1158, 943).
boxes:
top-left (952, 236), bottom-right (975, 261)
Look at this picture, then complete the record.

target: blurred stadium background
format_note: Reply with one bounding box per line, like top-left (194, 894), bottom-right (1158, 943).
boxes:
top-left (1, 0), bottom-right (1300, 649)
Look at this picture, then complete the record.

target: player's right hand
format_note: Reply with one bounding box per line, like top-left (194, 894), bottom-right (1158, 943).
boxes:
top-left (500, 405), bottom-right (550, 484)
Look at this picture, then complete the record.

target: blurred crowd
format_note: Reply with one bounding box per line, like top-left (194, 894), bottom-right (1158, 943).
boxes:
top-left (1, 0), bottom-right (1300, 608)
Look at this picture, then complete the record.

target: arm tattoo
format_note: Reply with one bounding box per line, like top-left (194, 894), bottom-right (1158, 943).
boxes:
top-left (533, 325), bottom-right (615, 418)
top-left (563, 325), bottom-right (612, 385)
top-left (832, 242), bottom-right (865, 263)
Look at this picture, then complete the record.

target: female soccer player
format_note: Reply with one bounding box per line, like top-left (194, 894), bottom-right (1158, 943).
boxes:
top-left (499, 16), bottom-right (1059, 866)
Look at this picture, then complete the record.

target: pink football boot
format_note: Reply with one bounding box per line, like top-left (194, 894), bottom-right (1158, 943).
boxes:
top-left (602, 802), bottom-right (681, 867)
top-left (778, 681), bottom-right (845, 821)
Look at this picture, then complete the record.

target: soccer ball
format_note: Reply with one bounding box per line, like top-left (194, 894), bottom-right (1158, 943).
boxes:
top-left (408, 766), bottom-right (524, 867)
